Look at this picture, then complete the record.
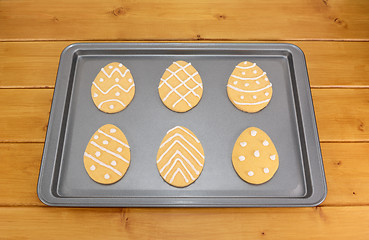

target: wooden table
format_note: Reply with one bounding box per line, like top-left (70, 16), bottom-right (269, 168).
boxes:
top-left (0, 0), bottom-right (368, 239)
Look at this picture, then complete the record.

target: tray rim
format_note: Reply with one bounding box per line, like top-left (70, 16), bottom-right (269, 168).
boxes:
top-left (37, 42), bottom-right (327, 207)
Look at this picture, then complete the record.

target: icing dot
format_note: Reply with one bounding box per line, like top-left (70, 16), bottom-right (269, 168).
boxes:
top-left (103, 140), bottom-right (108, 145)
top-left (244, 83), bottom-right (249, 87)
top-left (265, 92), bottom-right (269, 96)
top-left (109, 105), bottom-right (114, 109)
top-left (240, 95), bottom-right (244, 99)
top-left (265, 77), bottom-right (268, 81)
top-left (254, 150), bottom-right (260, 158)
top-left (253, 95), bottom-right (257, 99)
top-left (242, 72), bottom-right (245, 75)
top-left (110, 128), bottom-right (116, 133)
top-left (263, 140), bottom-right (269, 146)
top-left (239, 155), bottom-right (245, 161)
top-left (93, 93), bottom-right (98, 97)
top-left (115, 78), bottom-right (119, 82)
top-left (270, 155), bottom-right (276, 160)
top-left (115, 92), bottom-right (120, 96)
top-left (117, 147), bottom-right (122, 152)
top-left (244, 61), bottom-right (247, 64)
top-left (94, 135), bottom-right (99, 139)
top-left (256, 81), bottom-right (260, 85)
top-left (109, 66), bottom-right (113, 69)
top-left (90, 165), bottom-right (96, 171)
top-left (248, 171), bottom-right (254, 176)
top-left (234, 81), bottom-right (238, 85)
top-left (264, 168), bottom-right (270, 174)
top-left (99, 78), bottom-right (104, 82)
top-left (104, 174), bottom-right (110, 179)
top-left (95, 151), bottom-right (101, 157)
top-left (119, 63), bottom-right (123, 67)
top-left (251, 130), bottom-right (257, 136)
top-left (128, 78), bottom-right (133, 83)
top-left (253, 70), bottom-right (257, 74)
top-left (111, 160), bottom-right (117, 166)
top-left (240, 142), bottom-right (247, 147)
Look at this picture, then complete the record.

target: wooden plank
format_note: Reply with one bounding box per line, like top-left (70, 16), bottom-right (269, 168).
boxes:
top-left (0, 0), bottom-right (368, 41)
top-left (1, 41), bottom-right (369, 88)
top-left (0, 206), bottom-right (368, 239)
top-left (0, 89), bottom-right (368, 142)
top-left (1, 142), bottom-right (369, 207)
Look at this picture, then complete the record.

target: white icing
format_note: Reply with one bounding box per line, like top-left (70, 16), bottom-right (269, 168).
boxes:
top-left (253, 96), bottom-right (257, 99)
top-left (236, 63), bottom-right (256, 69)
top-left (115, 78), bottom-right (119, 83)
top-left (93, 93), bottom-right (98, 97)
top-left (160, 134), bottom-right (203, 159)
top-left (254, 150), bottom-right (260, 157)
top-left (242, 72), bottom-right (245, 75)
top-left (93, 82), bottom-right (135, 94)
top-left (109, 105), bottom-right (114, 109)
top-left (251, 130), bottom-right (257, 136)
top-left (99, 78), bottom-right (104, 82)
top-left (233, 99), bottom-right (271, 106)
top-left (239, 155), bottom-right (245, 161)
top-left (233, 81), bottom-right (238, 85)
top-left (244, 83), bottom-right (249, 87)
top-left (256, 81), bottom-right (260, 85)
top-left (170, 168), bottom-right (189, 183)
top-left (172, 84), bottom-right (202, 107)
top-left (263, 140), bottom-right (269, 146)
top-left (109, 66), bottom-right (113, 69)
top-left (90, 165), bottom-right (96, 171)
top-left (103, 140), bottom-right (108, 145)
top-left (98, 99), bottom-right (125, 109)
top-left (97, 129), bottom-right (130, 148)
top-left (94, 135), bottom-right (99, 139)
top-left (240, 96), bottom-right (244, 99)
top-left (264, 168), bottom-right (270, 174)
top-left (240, 142), bottom-right (247, 147)
top-left (167, 126), bottom-right (200, 143)
top-left (265, 92), bottom-right (269, 96)
top-left (162, 158), bottom-right (196, 181)
top-left (101, 68), bottom-right (130, 79)
top-left (91, 141), bottom-right (129, 163)
top-left (128, 78), bottom-right (132, 83)
top-left (95, 151), bottom-right (101, 157)
top-left (160, 150), bottom-right (200, 177)
top-left (265, 77), bottom-right (268, 81)
top-left (111, 160), bottom-right (117, 166)
top-left (231, 72), bottom-right (266, 80)
top-left (270, 155), bottom-right (276, 160)
top-left (227, 83), bottom-right (272, 93)
top-left (104, 173), bottom-right (110, 179)
top-left (253, 70), bottom-right (257, 74)
top-left (248, 171), bottom-right (254, 176)
top-left (117, 147), bottom-right (122, 152)
top-left (157, 140), bottom-right (203, 167)
top-left (119, 63), bottom-right (123, 67)
top-left (84, 152), bottom-right (122, 176)
top-left (115, 92), bottom-right (120, 96)
top-left (110, 128), bottom-right (116, 133)
top-left (244, 61), bottom-right (247, 64)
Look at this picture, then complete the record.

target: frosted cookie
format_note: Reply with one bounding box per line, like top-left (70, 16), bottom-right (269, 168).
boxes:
top-left (232, 127), bottom-right (279, 184)
top-left (158, 61), bottom-right (203, 112)
top-left (91, 62), bottom-right (135, 113)
top-left (227, 61), bottom-right (272, 113)
top-left (157, 126), bottom-right (205, 187)
top-left (84, 124), bottom-right (130, 184)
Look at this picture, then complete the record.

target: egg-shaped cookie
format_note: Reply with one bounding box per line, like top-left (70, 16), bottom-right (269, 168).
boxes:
top-left (91, 62), bottom-right (135, 113)
top-left (158, 61), bottom-right (203, 112)
top-left (227, 61), bottom-right (272, 113)
top-left (84, 124), bottom-right (130, 184)
top-left (157, 126), bottom-right (205, 187)
top-left (232, 127), bottom-right (279, 184)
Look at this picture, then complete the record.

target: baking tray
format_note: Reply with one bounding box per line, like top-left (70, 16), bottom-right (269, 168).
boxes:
top-left (38, 43), bottom-right (327, 207)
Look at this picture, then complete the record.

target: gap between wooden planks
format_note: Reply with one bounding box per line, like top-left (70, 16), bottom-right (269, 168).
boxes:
top-left (0, 41), bottom-right (369, 88)
top-left (0, 0), bottom-right (368, 41)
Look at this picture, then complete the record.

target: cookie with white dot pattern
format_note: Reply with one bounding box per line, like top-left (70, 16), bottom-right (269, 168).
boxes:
top-left (84, 124), bottom-right (130, 184)
top-left (227, 61), bottom-right (273, 113)
top-left (232, 127), bottom-right (279, 184)
top-left (91, 62), bottom-right (135, 113)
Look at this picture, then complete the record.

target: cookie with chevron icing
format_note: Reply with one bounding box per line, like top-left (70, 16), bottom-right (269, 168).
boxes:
top-left (157, 126), bottom-right (205, 187)
top-left (158, 61), bottom-right (203, 112)
top-left (227, 61), bottom-right (272, 113)
top-left (91, 62), bottom-right (135, 113)
top-left (84, 124), bottom-right (130, 184)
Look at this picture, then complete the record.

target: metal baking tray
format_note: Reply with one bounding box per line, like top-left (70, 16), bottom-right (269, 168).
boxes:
top-left (38, 43), bottom-right (327, 207)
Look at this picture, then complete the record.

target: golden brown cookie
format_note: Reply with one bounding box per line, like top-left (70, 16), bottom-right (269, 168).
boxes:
top-left (84, 124), bottom-right (130, 184)
top-left (227, 61), bottom-right (272, 113)
top-left (158, 61), bottom-right (203, 112)
top-left (232, 127), bottom-right (279, 184)
top-left (157, 126), bottom-right (205, 187)
top-left (91, 62), bottom-right (135, 113)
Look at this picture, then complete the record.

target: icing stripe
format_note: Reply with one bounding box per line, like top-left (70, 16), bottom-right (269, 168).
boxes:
top-left (172, 85), bottom-right (202, 107)
top-left (101, 68), bottom-right (130, 79)
top-left (157, 140), bottom-right (203, 167)
top-left (236, 63), bottom-right (256, 69)
top-left (167, 126), bottom-right (200, 143)
top-left (173, 62), bottom-right (203, 87)
top-left (170, 168), bottom-right (189, 183)
top-left (160, 150), bottom-right (200, 175)
top-left (97, 130), bottom-right (130, 148)
top-left (93, 82), bottom-right (135, 94)
top-left (227, 84), bottom-right (272, 93)
top-left (233, 99), bottom-right (271, 105)
top-left (165, 69), bottom-right (200, 98)
top-left (163, 158), bottom-right (196, 181)
top-left (159, 63), bottom-right (191, 88)
top-left (91, 141), bottom-right (129, 164)
top-left (84, 152), bottom-right (123, 176)
top-left (98, 99), bottom-right (125, 109)
top-left (160, 79), bottom-right (192, 107)
top-left (160, 134), bottom-right (203, 159)
top-left (231, 72), bottom-right (266, 80)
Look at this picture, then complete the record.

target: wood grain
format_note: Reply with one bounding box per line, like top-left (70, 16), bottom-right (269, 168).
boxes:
top-left (0, 0), bottom-right (368, 41)
top-left (1, 206), bottom-right (369, 239)
top-left (1, 41), bottom-right (369, 88)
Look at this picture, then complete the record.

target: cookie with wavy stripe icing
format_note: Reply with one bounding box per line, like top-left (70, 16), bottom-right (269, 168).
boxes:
top-left (91, 62), bottom-right (135, 113)
top-left (157, 126), bottom-right (205, 187)
top-left (84, 124), bottom-right (130, 184)
top-left (227, 61), bottom-right (272, 113)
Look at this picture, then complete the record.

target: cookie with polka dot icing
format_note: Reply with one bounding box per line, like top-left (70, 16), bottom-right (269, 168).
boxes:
top-left (84, 124), bottom-right (130, 184)
top-left (227, 61), bottom-right (272, 113)
top-left (91, 62), bottom-right (135, 113)
top-left (158, 61), bottom-right (203, 112)
top-left (232, 127), bottom-right (279, 184)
